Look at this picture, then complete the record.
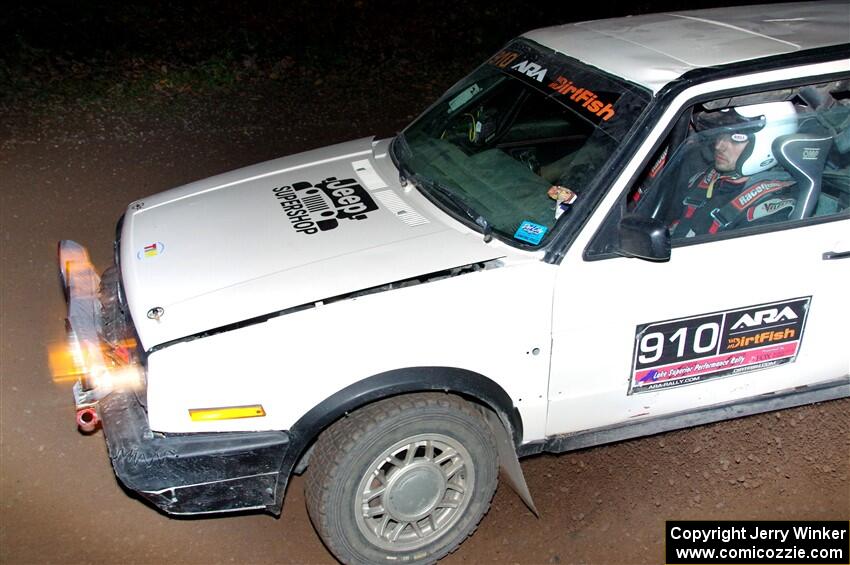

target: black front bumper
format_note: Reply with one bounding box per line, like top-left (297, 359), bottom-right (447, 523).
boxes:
top-left (99, 392), bottom-right (291, 515)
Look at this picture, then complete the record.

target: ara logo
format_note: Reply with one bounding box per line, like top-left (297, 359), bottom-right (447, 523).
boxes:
top-left (510, 60), bottom-right (547, 82)
top-left (272, 177), bottom-right (379, 235)
top-left (731, 306), bottom-right (798, 330)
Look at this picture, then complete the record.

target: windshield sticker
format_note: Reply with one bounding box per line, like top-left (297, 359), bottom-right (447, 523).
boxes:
top-left (489, 50), bottom-right (548, 83)
top-left (513, 220), bottom-right (547, 245)
top-left (629, 297), bottom-right (811, 395)
top-left (137, 242), bottom-right (164, 260)
top-left (510, 60), bottom-right (548, 82)
top-left (448, 83), bottom-right (482, 113)
top-left (488, 49), bottom-right (520, 69)
top-left (547, 76), bottom-right (617, 121)
top-left (271, 177), bottom-right (379, 235)
top-left (486, 41), bottom-right (643, 130)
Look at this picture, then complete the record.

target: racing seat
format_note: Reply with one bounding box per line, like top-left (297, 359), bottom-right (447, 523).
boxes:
top-left (772, 133), bottom-right (833, 220)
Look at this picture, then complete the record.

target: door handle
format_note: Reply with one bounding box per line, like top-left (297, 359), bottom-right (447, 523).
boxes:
top-left (822, 250), bottom-right (850, 260)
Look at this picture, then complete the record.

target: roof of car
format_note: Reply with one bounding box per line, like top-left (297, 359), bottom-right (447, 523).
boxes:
top-left (523, 1), bottom-right (850, 93)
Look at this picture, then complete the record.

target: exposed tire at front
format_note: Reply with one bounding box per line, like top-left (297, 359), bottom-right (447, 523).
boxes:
top-left (305, 393), bottom-right (499, 564)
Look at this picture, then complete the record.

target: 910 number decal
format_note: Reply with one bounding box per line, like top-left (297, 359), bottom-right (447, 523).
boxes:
top-left (638, 320), bottom-right (721, 365)
top-left (629, 297), bottom-right (810, 394)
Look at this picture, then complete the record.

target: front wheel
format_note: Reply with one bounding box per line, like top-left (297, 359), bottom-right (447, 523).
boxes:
top-left (305, 393), bottom-right (499, 564)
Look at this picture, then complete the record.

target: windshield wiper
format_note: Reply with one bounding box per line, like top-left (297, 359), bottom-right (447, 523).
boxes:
top-left (391, 133), bottom-right (493, 242)
top-left (424, 179), bottom-right (493, 242)
top-left (391, 133), bottom-right (415, 187)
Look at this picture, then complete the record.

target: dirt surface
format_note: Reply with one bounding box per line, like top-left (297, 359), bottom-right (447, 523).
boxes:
top-left (2, 33), bottom-right (849, 565)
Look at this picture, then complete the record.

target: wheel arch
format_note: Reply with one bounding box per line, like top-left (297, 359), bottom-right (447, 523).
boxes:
top-left (271, 366), bottom-right (522, 511)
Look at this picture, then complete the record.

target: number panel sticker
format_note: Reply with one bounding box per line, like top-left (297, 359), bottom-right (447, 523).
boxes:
top-left (629, 297), bottom-right (811, 394)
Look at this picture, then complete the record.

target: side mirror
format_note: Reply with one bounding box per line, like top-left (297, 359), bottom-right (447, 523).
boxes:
top-left (617, 215), bottom-right (671, 262)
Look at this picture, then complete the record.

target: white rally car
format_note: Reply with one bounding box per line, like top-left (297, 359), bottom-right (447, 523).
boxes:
top-left (58, 3), bottom-right (849, 563)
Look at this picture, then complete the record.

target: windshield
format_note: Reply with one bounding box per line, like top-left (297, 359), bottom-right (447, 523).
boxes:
top-left (393, 39), bottom-right (650, 247)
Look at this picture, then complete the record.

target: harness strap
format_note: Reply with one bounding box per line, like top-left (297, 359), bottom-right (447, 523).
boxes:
top-left (671, 169), bottom-right (726, 235)
top-left (672, 169), bottom-right (794, 236)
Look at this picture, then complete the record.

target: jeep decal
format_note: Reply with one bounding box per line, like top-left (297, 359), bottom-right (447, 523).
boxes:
top-left (272, 177), bottom-right (379, 235)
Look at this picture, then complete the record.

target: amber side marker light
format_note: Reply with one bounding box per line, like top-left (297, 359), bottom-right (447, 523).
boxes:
top-left (189, 405), bottom-right (267, 421)
top-left (48, 342), bottom-right (86, 383)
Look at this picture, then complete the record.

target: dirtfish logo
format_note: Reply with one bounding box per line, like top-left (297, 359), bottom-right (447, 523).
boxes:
top-left (272, 177), bottom-right (379, 235)
top-left (547, 76), bottom-right (616, 121)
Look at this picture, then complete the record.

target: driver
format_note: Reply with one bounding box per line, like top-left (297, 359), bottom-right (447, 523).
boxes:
top-left (670, 101), bottom-right (799, 238)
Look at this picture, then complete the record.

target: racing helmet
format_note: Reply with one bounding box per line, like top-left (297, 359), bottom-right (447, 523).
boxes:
top-left (727, 101), bottom-right (798, 176)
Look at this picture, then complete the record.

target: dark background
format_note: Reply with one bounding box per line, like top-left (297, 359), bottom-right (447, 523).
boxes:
top-left (1, 0), bottom-right (791, 123)
top-left (2, 1), bottom-right (772, 66)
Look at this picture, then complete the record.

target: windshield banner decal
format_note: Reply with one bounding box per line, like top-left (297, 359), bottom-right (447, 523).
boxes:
top-left (629, 297), bottom-right (811, 394)
top-left (547, 76), bottom-right (616, 121)
top-left (488, 42), bottom-right (623, 126)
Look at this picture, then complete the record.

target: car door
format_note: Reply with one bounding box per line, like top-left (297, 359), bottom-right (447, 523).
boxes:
top-left (545, 63), bottom-right (850, 436)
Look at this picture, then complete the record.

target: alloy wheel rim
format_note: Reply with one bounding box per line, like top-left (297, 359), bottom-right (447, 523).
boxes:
top-left (355, 433), bottom-right (474, 551)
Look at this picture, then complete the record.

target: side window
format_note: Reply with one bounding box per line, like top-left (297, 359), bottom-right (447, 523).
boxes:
top-left (631, 82), bottom-right (850, 242)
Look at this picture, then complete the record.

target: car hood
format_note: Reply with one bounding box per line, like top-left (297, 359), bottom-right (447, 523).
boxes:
top-left (119, 137), bottom-right (506, 349)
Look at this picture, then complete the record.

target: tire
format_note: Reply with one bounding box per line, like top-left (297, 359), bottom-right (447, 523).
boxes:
top-left (305, 393), bottom-right (499, 564)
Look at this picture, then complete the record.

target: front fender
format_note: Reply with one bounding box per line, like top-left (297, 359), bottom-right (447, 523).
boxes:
top-left (270, 366), bottom-right (523, 512)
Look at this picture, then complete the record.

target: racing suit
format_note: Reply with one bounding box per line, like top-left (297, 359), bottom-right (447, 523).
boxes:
top-left (670, 168), bottom-right (797, 238)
